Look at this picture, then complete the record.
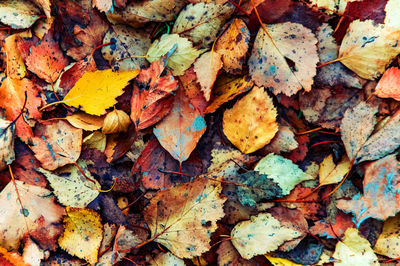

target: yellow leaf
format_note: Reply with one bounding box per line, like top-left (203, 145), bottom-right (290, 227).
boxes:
top-left (151, 252), bottom-right (185, 266)
top-left (231, 213), bottom-right (300, 259)
top-left (249, 22), bottom-right (318, 96)
top-left (333, 228), bottom-right (379, 265)
top-left (5, 33), bottom-right (28, 79)
top-left (102, 109), bottom-right (131, 134)
top-left (146, 33), bottom-right (203, 76)
top-left (374, 213), bottom-right (400, 258)
top-left (83, 131), bottom-right (107, 152)
top-left (59, 207), bottom-right (103, 264)
top-left (265, 256), bottom-right (302, 266)
top-left (319, 154), bottom-right (351, 186)
top-left (223, 86), bottom-right (278, 154)
top-left (338, 20), bottom-right (400, 79)
top-left (194, 51), bottom-right (223, 101)
top-left (143, 177), bottom-right (226, 259)
top-left (0, 119), bottom-right (15, 171)
top-left (63, 69), bottom-right (139, 115)
top-left (0, 0), bottom-right (40, 29)
top-left (66, 112), bottom-right (105, 131)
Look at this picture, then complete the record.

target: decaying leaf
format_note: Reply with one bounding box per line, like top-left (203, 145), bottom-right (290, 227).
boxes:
top-left (38, 162), bottom-right (100, 208)
top-left (338, 20), bottom-right (400, 79)
top-left (194, 51), bottom-right (223, 101)
top-left (217, 241), bottom-right (254, 266)
top-left (375, 67), bottom-right (400, 100)
top-left (66, 112), bottom-right (104, 131)
top-left (93, 0), bottom-right (113, 13)
top-left (0, 0), bottom-right (41, 29)
top-left (31, 120), bottom-right (82, 171)
top-left (374, 213), bottom-right (400, 259)
top-left (318, 154), bottom-right (351, 186)
top-left (83, 131), bottom-right (106, 152)
top-left (58, 207), bottom-right (103, 264)
top-left (154, 88), bottom-right (206, 164)
top-left (0, 119), bottom-right (15, 171)
top-left (143, 177), bottom-right (226, 258)
top-left (63, 69), bottom-right (139, 116)
top-left (151, 252), bottom-right (185, 266)
top-left (223, 86), bottom-right (278, 154)
top-left (4, 33), bottom-right (28, 79)
top-left (146, 34), bottom-right (203, 76)
top-left (231, 213), bottom-right (300, 259)
top-left (332, 228), bottom-right (379, 265)
top-left (102, 109), bottom-right (130, 134)
top-left (249, 22), bottom-right (319, 96)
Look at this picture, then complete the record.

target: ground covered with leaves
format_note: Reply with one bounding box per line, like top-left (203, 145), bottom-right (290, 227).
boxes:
top-left (2, 0), bottom-right (400, 265)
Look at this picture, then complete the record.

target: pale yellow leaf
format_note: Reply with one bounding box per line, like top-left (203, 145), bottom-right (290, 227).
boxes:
top-left (265, 256), bottom-right (302, 266)
top-left (0, 119), bottom-right (15, 171)
top-left (63, 69), bottom-right (139, 115)
top-left (374, 213), bottom-right (400, 258)
top-left (66, 112), bottom-right (105, 131)
top-left (319, 154), bottom-right (351, 186)
top-left (0, 0), bottom-right (40, 29)
top-left (151, 252), bottom-right (185, 266)
top-left (194, 51), bottom-right (223, 101)
top-left (83, 131), bottom-right (106, 152)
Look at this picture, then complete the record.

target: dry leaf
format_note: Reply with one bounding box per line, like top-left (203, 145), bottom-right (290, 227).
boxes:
top-left (102, 109), bottom-right (131, 134)
top-left (66, 112), bottom-right (105, 131)
top-left (143, 177), bottom-right (226, 258)
top-left (4, 33), bottom-right (27, 79)
top-left (374, 213), bottom-right (400, 258)
top-left (0, 0), bottom-right (40, 29)
top-left (194, 51), bottom-right (223, 101)
top-left (217, 241), bottom-right (254, 266)
top-left (30, 0), bottom-right (51, 18)
top-left (0, 119), bottom-right (15, 171)
top-left (83, 131), bottom-right (106, 152)
top-left (31, 120), bottom-right (82, 171)
top-left (151, 252), bottom-right (185, 266)
top-left (249, 22), bottom-right (319, 96)
top-left (59, 207), bottom-right (103, 264)
top-left (375, 67), bottom-right (400, 100)
top-left (319, 154), bottom-right (351, 186)
top-left (178, 67), bottom-right (209, 114)
top-left (338, 20), bottom-right (400, 79)
top-left (223, 86), bottom-right (278, 154)
top-left (63, 69), bottom-right (139, 116)
top-left (93, 0), bottom-right (113, 12)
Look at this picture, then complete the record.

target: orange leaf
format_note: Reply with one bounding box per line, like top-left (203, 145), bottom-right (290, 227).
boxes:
top-left (375, 67), bottom-right (400, 101)
top-left (153, 87), bottom-right (206, 164)
top-left (178, 67), bottom-right (208, 115)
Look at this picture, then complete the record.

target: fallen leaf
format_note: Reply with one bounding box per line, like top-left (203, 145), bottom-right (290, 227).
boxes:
top-left (375, 67), bottom-right (400, 100)
top-left (178, 67), bottom-right (209, 114)
top-left (0, 119), bottom-right (15, 171)
top-left (0, 246), bottom-right (27, 266)
top-left (102, 25), bottom-right (150, 71)
top-left (172, 2), bottom-right (234, 48)
top-left (194, 51), bottom-right (223, 101)
top-left (337, 154), bottom-right (400, 226)
top-left (319, 154), bottom-right (351, 186)
top-left (4, 33), bottom-right (27, 79)
top-left (0, 77), bottom-right (42, 142)
top-left (338, 20), bottom-right (400, 79)
top-left (264, 125), bottom-right (298, 154)
top-left (30, 0), bottom-right (51, 18)
top-left (0, 0), bottom-right (41, 29)
top-left (214, 18), bottom-right (250, 74)
top-left (83, 132), bottom-right (106, 152)
top-left (143, 177), bottom-right (226, 258)
top-left (0, 180), bottom-right (65, 250)
top-left (102, 109), bottom-right (130, 134)
top-left (205, 75), bottom-right (253, 114)
top-left (332, 228), bottom-right (379, 265)
top-left (22, 238), bottom-right (44, 266)
top-left (154, 87), bottom-right (206, 164)
top-left (151, 252), bottom-right (185, 266)
top-left (66, 112), bottom-right (105, 131)
top-left (385, 0), bottom-right (400, 28)
top-left (310, 211), bottom-right (355, 238)
top-left (310, 0), bottom-right (359, 14)
top-left (31, 120), bottom-right (83, 171)
top-left (266, 256), bottom-right (302, 266)
top-left (374, 213), bottom-right (400, 259)
top-left (231, 213), bottom-right (300, 259)
top-left (33, 17), bottom-right (54, 39)
top-left (223, 86), bottom-right (278, 154)
top-left (93, 0), bottom-right (113, 12)
top-left (217, 241), bottom-right (254, 266)
top-left (25, 32), bottom-right (68, 83)
top-left (130, 58), bottom-right (177, 130)
top-left (58, 207), bottom-right (103, 264)
top-left (146, 33), bottom-right (203, 76)
top-left (63, 69), bottom-right (139, 116)
top-left (38, 162), bottom-right (100, 208)
top-left (248, 22), bottom-right (319, 96)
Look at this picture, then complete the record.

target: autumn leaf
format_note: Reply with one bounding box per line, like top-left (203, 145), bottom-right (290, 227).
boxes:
top-left (93, 0), bottom-right (113, 13)
top-left (0, 0), bottom-right (41, 29)
top-left (231, 213), bottom-right (300, 259)
top-left (58, 207), bottom-right (103, 264)
top-left (146, 34), bottom-right (203, 76)
top-left (31, 120), bottom-right (82, 171)
top-left (0, 180), bottom-right (65, 250)
top-left (318, 154), bottom-right (351, 186)
top-left (178, 67), bottom-right (209, 114)
top-left (143, 177), bottom-right (226, 258)
top-left (375, 67), bottom-right (400, 100)
top-left (4, 33), bottom-right (28, 79)
top-left (338, 20), bottom-right (400, 79)
top-left (152, 252), bottom-right (185, 266)
top-left (130, 57), bottom-right (177, 130)
top-left (102, 109), bottom-right (130, 134)
top-left (154, 87), bottom-right (207, 164)
top-left (0, 119), bottom-right (15, 171)
top-left (215, 18), bottom-right (250, 74)
top-left (83, 131), bottom-right (106, 152)
top-left (248, 22), bottom-right (319, 96)
top-left (66, 112), bottom-right (105, 131)
top-left (63, 69), bottom-right (139, 116)
top-left (310, 211), bottom-right (355, 239)
top-left (194, 51), bottom-right (223, 101)
top-left (223, 86), bottom-right (278, 154)
top-left (217, 241), bottom-right (254, 266)
top-left (374, 213), bottom-right (400, 259)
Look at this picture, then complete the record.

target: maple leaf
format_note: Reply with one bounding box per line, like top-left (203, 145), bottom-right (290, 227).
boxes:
top-left (374, 213), bottom-right (400, 259)
top-left (223, 86), bottom-right (278, 154)
top-left (172, 2), bottom-right (235, 48)
top-left (130, 58), bottom-right (177, 130)
top-left (194, 51), bottom-right (223, 101)
top-left (338, 20), bottom-right (400, 79)
top-left (153, 87), bottom-right (207, 164)
top-left (31, 120), bottom-right (82, 171)
top-left (0, 180), bottom-right (65, 250)
top-left (38, 162), bottom-right (100, 208)
top-left (231, 213), bottom-right (300, 259)
top-left (102, 25), bottom-right (151, 71)
top-left (337, 154), bottom-right (400, 226)
top-left (63, 69), bottom-right (139, 116)
top-left (332, 228), bottom-right (379, 265)
top-left (0, 0), bottom-right (41, 29)
top-left (0, 119), bottom-right (15, 171)
top-left (143, 177), bottom-right (226, 258)
top-left (146, 34), bottom-right (203, 76)
top-left (215, 18), bottom-right (250, 75)
top-left (375, 67), bottom-right (400, 100)
top-left (248, 22), bottom-right (319, 96)
top-left (25, 31), bottom-right (68, 83)
top-left (0, 77), bottom-right (42, 143)
top-left (58, 207), bottom-right (103, 264)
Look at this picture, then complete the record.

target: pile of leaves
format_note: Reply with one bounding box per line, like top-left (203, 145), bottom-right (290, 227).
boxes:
top-left (2, 0), bottom-right (400, 264)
